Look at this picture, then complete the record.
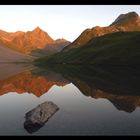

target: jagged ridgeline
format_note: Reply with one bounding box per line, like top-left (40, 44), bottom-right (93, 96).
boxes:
top-left (0, 27), bottom-right (71, 62)
top-left (35, 12), bottom-right (140, 66)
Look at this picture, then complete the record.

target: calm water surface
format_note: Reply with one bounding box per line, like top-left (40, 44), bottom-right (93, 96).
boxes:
top-left (0, 63), bottom-right (140, 135)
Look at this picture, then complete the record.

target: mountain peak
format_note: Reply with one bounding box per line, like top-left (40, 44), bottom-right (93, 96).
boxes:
top-left (32, 26), bottom-right (43, 33)
top-left (110, 11), bottom-right (139, 26)
top-left (127, 11), bottom-right (139, 16)
top-left (55, 38), bottom-right (69, 43)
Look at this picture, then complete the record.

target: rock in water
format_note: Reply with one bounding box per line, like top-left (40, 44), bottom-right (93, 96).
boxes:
top-left (24, 101), bottom-right (59, 133)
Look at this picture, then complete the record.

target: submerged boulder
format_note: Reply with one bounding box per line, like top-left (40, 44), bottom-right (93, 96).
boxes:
top-left (24, 101), bottom-right (59, 133)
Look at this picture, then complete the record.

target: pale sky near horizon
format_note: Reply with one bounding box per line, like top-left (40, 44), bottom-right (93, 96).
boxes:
top-left (0, 5), bottom-right (140, 41)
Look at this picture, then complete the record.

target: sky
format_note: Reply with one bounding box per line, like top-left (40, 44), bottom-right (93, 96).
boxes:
top-left (0, 5), bottom-right (140, 42)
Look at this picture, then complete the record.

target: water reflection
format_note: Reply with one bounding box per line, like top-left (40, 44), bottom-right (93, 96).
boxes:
top-left (0, 64), bottom-right (140, 113)
top-left (0, 65), bottom-right (69, 97)
top-left (45, 64), bottom-right (140, 113)
top-left (0, 64), bottom-right (140, 134)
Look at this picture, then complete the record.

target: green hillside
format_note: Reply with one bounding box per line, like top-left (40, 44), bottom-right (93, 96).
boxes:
top-left (35, 31), bottom-right (140, 66)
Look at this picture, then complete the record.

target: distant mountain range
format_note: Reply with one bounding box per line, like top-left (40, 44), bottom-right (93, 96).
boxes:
top-left (36, 11), bottom-right (140, 66)
top-left (0, 27), bottom-right (70, 62)
top-left (0, 11), bottom-right (140, 64)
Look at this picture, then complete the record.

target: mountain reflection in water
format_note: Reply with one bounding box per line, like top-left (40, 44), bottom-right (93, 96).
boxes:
top-left (0, 65), bottom-right (69, 97)
top-left (0, 64), bottom-right (140, 113)
top-left (40, 64), bottom-right (140, 113)
top-left (0, 64), bottom-right (140, 135)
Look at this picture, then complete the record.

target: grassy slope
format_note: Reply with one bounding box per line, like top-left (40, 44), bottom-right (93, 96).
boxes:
top-left (35, 31), bottom-right (140, 66)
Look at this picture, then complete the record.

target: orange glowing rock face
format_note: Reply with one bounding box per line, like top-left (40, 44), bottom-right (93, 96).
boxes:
top-left (0, 70), bottom-right (69, 97)
top-left (0, 27), bottom-right (70, 55)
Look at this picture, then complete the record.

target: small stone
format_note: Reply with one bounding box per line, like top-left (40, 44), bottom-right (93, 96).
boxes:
top-left (24, 101), bottom-right (59, 133)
